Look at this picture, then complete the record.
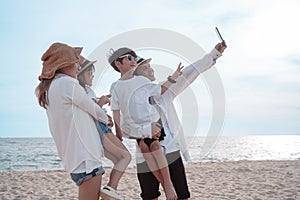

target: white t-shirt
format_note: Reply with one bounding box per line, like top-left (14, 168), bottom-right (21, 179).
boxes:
top-left (111, 76), bottom-right (161, 138)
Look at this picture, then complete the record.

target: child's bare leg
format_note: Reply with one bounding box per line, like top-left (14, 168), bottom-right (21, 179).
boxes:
top-left (150, 141), bottom-right (177, 200)
top-left (139, 140), bottom-right (163, 183)
top-left (103, 132), bottom-right (131, 189)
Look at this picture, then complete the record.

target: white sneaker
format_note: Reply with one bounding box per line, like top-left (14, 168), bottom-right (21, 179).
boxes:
top-left (100, 186), bottom-right (124, 200)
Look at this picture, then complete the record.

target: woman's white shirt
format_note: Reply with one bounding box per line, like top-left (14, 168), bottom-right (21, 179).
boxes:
top-left (46, 74), bottom-right (108, 173)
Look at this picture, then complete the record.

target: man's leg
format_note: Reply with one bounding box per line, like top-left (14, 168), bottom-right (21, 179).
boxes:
top-left (137, 161), bottom-right (161, 200)
top-left (167, 151), bottom-right (190, 200)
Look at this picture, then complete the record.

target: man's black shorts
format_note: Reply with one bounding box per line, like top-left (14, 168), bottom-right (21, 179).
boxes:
top-left (137, 151), bottom-right (190, 200)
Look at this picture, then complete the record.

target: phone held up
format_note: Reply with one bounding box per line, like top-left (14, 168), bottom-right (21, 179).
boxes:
top-left (215, 27), bottom-right (226, 46)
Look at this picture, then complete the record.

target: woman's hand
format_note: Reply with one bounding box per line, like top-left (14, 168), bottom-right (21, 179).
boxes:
top-left (107, 114), bottom-right (114, 128)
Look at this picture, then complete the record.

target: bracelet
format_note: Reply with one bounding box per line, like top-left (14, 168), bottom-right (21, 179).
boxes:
top-left (167, 76), bottom-right (176, 83)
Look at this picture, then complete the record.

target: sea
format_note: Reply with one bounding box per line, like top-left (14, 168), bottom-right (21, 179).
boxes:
top-left (0, 135), bottom-right (299, 172)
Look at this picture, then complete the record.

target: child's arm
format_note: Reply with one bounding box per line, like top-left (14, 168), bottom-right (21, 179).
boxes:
top-left (71, 82), bottom-right (108, 124)
top-left (113, 110), bottom-right (123, 141)
top-left (96, 94), bottom-right (111, 108)
top-left (161, 62), bottom-right (184, 94)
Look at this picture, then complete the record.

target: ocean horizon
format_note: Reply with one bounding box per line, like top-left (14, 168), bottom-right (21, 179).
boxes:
top-left (0, 135), bottom-right (299, 172)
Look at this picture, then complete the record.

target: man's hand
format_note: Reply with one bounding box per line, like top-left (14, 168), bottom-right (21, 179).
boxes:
top-left (151, 122), bottom-right (161, 139)
top-left (215, 42), bottom-right (227, 54)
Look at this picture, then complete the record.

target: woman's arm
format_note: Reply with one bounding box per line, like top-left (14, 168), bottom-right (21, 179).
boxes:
top-left (68, 80), bottom-right (108, 124)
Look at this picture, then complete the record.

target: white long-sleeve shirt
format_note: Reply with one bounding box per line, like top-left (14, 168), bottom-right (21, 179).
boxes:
top-left (131, 48), bottom-right (222, 163)
top-left (46, 74), bottom-right (108, 173)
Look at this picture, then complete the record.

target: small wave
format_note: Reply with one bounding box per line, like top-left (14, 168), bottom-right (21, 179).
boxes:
top-left (1, 136), bottom-right (300, 172)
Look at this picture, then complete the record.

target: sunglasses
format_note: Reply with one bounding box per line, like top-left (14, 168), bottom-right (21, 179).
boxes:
top-left (118, 54), bottom-right (135, 61)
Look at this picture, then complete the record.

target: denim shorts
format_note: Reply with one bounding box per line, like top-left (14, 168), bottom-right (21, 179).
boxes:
top-left (95, 121), bottom-right (112, 143)
top-left (70, 167), bottom-right (105, 186)
top-left (99, 122), bottom-right (112, 133)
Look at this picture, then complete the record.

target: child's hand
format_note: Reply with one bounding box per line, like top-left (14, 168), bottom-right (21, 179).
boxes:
top-left (170, 62), bottom-right (184, 81)
top-left (97, 94), bottom-right (111, 107)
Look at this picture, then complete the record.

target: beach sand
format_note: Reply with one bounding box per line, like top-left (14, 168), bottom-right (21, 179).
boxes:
top-left (1, 160), bottom-right (299, 200)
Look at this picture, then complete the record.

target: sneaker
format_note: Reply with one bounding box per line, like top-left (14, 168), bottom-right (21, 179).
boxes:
top-left (100, 186), bottom-right (124, 200)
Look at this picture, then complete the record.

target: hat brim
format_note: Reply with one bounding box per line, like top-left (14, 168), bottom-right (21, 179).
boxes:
top-left (137, 58), bottom-right (152, 67)
top-left (78, 60), bottom-right (96, 74)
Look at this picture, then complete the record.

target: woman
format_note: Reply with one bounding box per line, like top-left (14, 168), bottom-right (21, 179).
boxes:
top-left (77, 56), bottom-right (131, 200)
top-left (35, 42), bottom-right (109, 200)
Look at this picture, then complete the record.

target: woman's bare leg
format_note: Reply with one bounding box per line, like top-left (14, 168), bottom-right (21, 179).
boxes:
top-left (78, 174), bottom-right (102, 200)
top-left (103, 132), bottom-right (131, 189)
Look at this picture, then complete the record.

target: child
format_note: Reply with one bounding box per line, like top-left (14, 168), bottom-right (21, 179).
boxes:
top-left (77, 56), bottom-right (132, 200)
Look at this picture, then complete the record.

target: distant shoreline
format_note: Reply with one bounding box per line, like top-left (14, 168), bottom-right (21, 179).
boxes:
top-left (1, 135), bottom-right (300, 172)
top-left (1, 134), bottom-right (300, 139)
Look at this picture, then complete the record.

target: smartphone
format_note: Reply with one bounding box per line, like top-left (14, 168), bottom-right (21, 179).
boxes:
top-left (215, 27), bottom-right (225, 44)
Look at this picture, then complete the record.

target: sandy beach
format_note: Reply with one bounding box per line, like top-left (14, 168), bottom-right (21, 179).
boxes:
top-left (1, 160), bottom-right (299, 200)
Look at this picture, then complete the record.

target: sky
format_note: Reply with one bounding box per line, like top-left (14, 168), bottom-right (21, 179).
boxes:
top-left (0, 0), bottom-right (299, 138)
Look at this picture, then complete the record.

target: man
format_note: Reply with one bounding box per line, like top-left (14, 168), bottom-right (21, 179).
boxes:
top-left (108, 42), bottom-right (227, 199)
